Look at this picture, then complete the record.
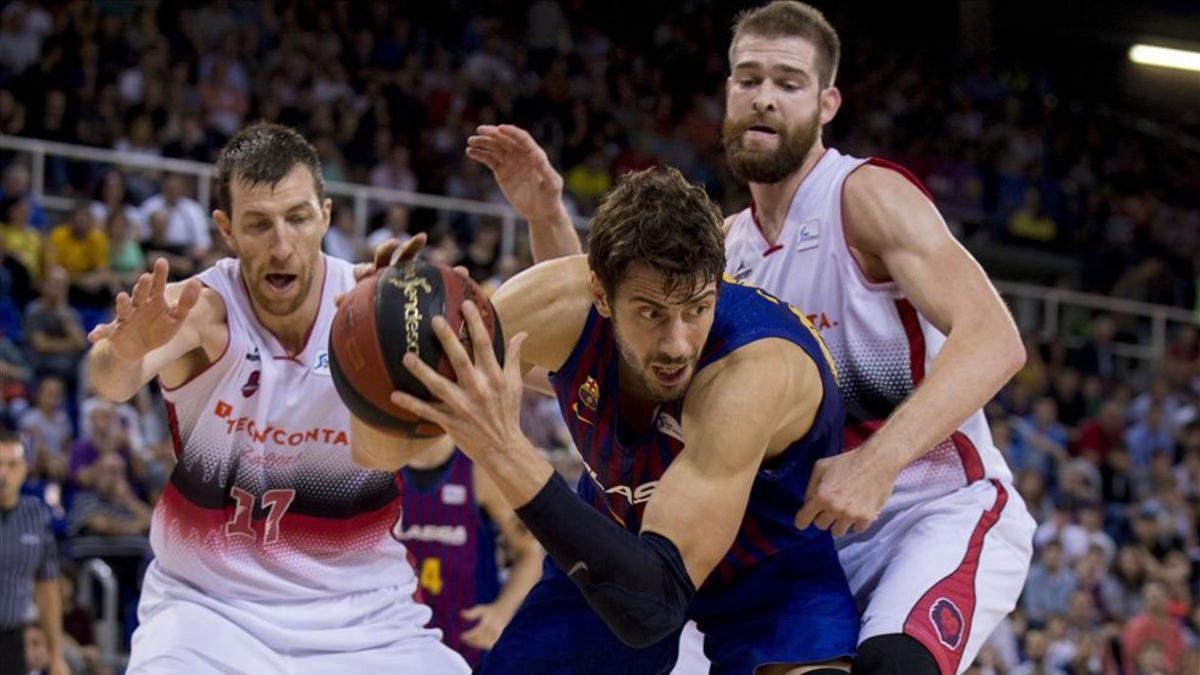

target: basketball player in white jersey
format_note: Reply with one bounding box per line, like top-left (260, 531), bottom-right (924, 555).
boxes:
top-left (467, 6), bottom-right (1035, 674)
top-left (87, 123), bottom-right (468, 673)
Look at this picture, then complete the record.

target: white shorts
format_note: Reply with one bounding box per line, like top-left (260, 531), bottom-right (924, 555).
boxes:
top-left (670, 621), bottom-right (710, 674)
top-left (128, 562), bottom-right (469, 674)
top-left (836, 479), bottom-right (1035, 675)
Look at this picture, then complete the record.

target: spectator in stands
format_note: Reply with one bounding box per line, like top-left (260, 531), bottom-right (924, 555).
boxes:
top-left (69, 401), bottom-right (136, 490)
top-left (67, 452), bottom-right (150, 538)
top-left (1050, 368), bottom-right (1088, 428)
top-left (1023, 540), bottom-right (1078, 627)
top-left (1007, 188), bottom-right (1057, 244)
top-left (162, 115), bottom-right (214, 162)
top-left (1, 193), bottom-right (43, 279)
top-left (1010, 396), bottom-right (1069, 475)
top-left (1073, 315), bottom-right (1119, 380)
top-left (106, 211), bottom-right (146, 287)
top-left (462, 223), bottom-right (500, 283)
top-left (47, 206), bottom-right (116, 313)
top-left (564, 150), bottom-right (612, 214)
top-left (1075, 399), bottom-right (1126, 462)
top-left (323, 205), bottom-right (365, 262)
top-left (24, 267), bottom-right (85, 394)
top-left (1122, 581), bottom-right (1185, 675)
top-left (1009, 629), bottom-right (1059, 675)
top-left (0, 332), bottom-right (30, 425)
top-left (365, 203), bottom-right (411, 251)
top-left (369, 145), bottom-right (418, 199)
top-left (136, 173), bottom-right (211, 262)
top-left (140, 210), bottom-right (195, 280)
top-left (0, 436), bottom-right (66, 675)
top-left (199, 58), bottom-right (248, 138)
top-left (0, 163), bottom-right (45, 230)
top-left (1125, 405), bottom-right (1176, 470)
top-left (18, 376), bottom-right (70, 483)
top-left (88, 170), bottom-right (142, 235)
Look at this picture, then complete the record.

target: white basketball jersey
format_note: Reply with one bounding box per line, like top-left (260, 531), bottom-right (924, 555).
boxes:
top-left (153, 255), bottom-right (419, 602)
top-left (725, 149), bottom-right (1012, 513)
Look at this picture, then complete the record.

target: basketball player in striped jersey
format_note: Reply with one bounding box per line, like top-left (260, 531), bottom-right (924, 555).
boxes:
top-left (468, 5), bottom-right (1036, 674)
top-left (87, 123), bottom-right (468, 673)
top-left (400, 435), bottom-right (544, 667)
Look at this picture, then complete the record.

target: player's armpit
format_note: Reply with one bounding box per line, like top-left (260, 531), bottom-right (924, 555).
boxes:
top-left (641, 340), bottom-right (817, 586)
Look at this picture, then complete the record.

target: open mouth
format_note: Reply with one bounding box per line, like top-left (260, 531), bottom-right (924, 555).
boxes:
top-left (746, 125), bottom-right (779, 139)
top-left (651, 364), bottom-right (688, 387)
top-left (264, 273), bottom-right (298, 293)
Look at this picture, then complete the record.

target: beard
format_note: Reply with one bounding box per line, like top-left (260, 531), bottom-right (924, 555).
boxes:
top-left (243, 252), bottom-right (320, 317)
top-left (722, 107), bottom-right (822, 184)
top-left (612, 319), bottom-right (697, 403)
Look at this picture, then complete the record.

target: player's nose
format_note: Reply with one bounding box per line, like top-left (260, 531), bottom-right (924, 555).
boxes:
top-left (658, 318), bottom-right (691, 358)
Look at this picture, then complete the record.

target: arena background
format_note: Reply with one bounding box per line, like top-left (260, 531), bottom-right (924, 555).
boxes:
top-left (1, 1), bottom-right (1199, 673)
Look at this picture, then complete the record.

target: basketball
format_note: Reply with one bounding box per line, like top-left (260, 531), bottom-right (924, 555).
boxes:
top-left (328, 260), bottom-right (505, 437)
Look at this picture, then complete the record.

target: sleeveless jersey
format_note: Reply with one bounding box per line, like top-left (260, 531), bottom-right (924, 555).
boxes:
top-left (400, 450), bottom-right (500, 667)
top-left (153, 255), bottom-right (418, 601)
top-left (550, 279), bottom-right (844, 587)
top-left (725, 148), bottom-right (1013, 514)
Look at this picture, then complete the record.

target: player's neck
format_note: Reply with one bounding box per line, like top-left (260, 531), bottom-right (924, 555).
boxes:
top-left (748, 142), bottom-right (827, 245)
top-left (253, 256), bottom-right (326, 356)
top-left (406, 436), bottom-right (457, 469)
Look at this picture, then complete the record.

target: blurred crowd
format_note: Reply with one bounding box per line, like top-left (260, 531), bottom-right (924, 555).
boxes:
top-left (0, 1), bottom-right (1198, 673)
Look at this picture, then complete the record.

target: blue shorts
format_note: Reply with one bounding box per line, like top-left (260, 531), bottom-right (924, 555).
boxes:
top-left (478, 544), bottom-right (858, 675)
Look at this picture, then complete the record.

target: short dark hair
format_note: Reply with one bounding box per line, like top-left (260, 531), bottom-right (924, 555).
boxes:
top-left (214, 123), bottom-right (325, 214)
top-left (587, 167), bottom-right (725, 302)
top-left (729, 1), bottom-right (841, 88)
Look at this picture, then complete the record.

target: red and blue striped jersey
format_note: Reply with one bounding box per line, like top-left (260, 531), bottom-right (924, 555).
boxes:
top-left (399, 450), bottom-right (500, 667)
top-left (549, 277), bottom-right (844, 588)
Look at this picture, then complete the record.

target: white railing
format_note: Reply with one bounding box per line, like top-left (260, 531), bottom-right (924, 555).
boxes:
top-left (995, 280), bottom-right (1197, 364)
top-left (0, 134), bottom-right (589, 257)
top-left (3, 134), bottom-right (1196, 364)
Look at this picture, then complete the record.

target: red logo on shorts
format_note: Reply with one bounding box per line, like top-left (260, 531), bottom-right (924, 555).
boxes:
top-left (242, 370), bottom-right (261, 398)
top-left (930, 598), bottom-right (964, 650)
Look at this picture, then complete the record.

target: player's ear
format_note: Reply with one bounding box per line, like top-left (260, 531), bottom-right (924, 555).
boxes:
top-left (590, 272), bottom-right (612, 318)
top-left (320, 197), bottom-right (332, 234)
top-left (819, 86), bottom-right (841, 126)
top-left (213, 209), bottom-right (237, 253)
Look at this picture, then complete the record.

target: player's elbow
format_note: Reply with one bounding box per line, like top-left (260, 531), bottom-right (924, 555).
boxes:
top-left (602, 605), bottom-right (685, 649)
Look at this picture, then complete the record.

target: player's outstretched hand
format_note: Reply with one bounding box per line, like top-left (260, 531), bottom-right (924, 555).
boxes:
top-left (794, 446), bottom-right (900, 538)
top-left (389, 300), bottom-right (528, 462)
top-left (459, 602), bottom-right (512, 650)
top-left (467, 124), bottom-right (564, 223)
top-left (87, 258), bottom-right (201, 361)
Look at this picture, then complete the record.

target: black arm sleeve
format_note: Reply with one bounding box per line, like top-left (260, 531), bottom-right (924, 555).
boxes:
top-left (514, 472), bottom-right (696, 648)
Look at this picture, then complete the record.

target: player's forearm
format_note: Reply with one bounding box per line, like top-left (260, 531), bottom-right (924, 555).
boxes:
top-left (34, 580), bottom-right (64, 661)
top-left (87, 340), bottom-right (150, 402)
top-left (528, 203), bottom-right (582, 262)
top-left (863, 316), bottom-right (1024, 473)
top-left (475, 435), bottom-right (556, 510)
top-left (493, 540), bottom-right (545, 616)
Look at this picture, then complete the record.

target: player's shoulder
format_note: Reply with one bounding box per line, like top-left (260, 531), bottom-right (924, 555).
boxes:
top-left (843, 160), bottom-right (944, 253)
top-left (696, 337), bottom-right (818, 403)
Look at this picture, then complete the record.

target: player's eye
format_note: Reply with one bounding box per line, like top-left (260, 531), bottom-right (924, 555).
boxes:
top-left (639, 308), bottom-right (660, 321)
top-left (780, 81), bottom-right (799, 91)
top-left (690, 304), bottom-right (710, 317)
top-left (288, 213), bottom-right (308, 225)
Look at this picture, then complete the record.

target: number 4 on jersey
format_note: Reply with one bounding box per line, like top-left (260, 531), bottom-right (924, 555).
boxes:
top-left (224, 487), bottom-right (296, 545)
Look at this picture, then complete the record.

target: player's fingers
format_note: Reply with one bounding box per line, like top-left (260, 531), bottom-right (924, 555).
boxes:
top-left (465, 147), bottom-right (501, 172)
top-left (803, 461), bottom-right (826, 503)
top-left (459, 627), bottom-right (487, 649)
top-left (150, 257), bottom-right (169, 298)
top-left (389, 388), bottom-right (452, 429)
top-left (371, 239), bottom-right (402, 270)
top-left (452, 265), bottom-right (470, 280)
top-left (813, 511), bottom-right (837, 531)
top-left (351, 262), bottom-right (374, 282)
top-left (503, 332), bottom-right (527, 383)
top-left (850, 518), bottom-right (872, 535)
top-left (391, 232), bottom-right (429, 267)
top-left (831, 517), bottom-right (854, 539)
top-left (794, 501), bottom-right (821, 531)
top-left (466, 134), bottom-right (505, 153)
top-left (497, 124), bottom-right (537, 153)
top-left (461, 301), bottom-right (501, 379)
top-left (170, 278), bottom-right (202, 319)
top-left (113, 291), bottom-right (133, 319)
top-left (334, 291), bottom-right (346, 307)
top-left (130, 272), bottom-right (152, 307)
top-left (87, 323), bottom-right (112, 343)
top-left (460, 605), bottom-right (485, 620)
top-left (430, 314), bottom-right (479, 385)
top-left (398, 347), bottom-right (458, 395)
